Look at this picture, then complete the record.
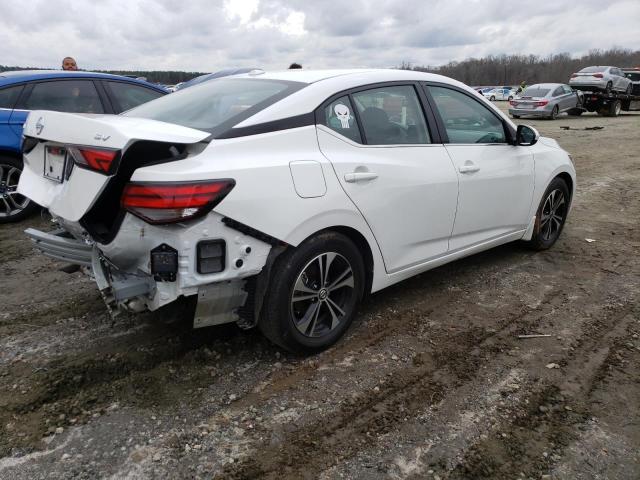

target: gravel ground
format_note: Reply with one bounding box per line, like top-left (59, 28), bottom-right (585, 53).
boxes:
top-left (1, 104), bottom-right (639, 479)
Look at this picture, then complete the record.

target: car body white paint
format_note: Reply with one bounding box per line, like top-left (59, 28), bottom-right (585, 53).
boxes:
top-left (18, 69), bottom-right (576, 320)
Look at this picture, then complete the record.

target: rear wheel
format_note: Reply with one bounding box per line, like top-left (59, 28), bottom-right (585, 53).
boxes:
top-left (549, 105), bottom-right (559, 120)
top-left (259, 232), bottom-right (365, 353)
top-left (526, 177), bottom-right (570, 251)
top-left (605, 82), bottom-right (613, 94)
top-left (0, 156), bottom-right (39, 223)
top-left (625, 84), bottom-right (632, 94)
top-left (490, 95), bottom-right (495, 101)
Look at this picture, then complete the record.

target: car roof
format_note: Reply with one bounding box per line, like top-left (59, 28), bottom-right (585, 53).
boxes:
top-left (228, 68), bottom-right (503, 128)
top-left (527, 83), bottom-right (565, 89)
top-left (0, 70), bottom-right (166, 91)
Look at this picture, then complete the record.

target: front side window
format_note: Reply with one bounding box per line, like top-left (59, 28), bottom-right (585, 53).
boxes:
top-left (0, 85), bottom-right (24, 109)
top-left (23, 80), bottom-right (104, 113)
top-left (351, 85), bottom-right (430, 145)
top-left (107, 81), bottom-right (164, 112)
top-left (125, 78), bottom-right (303, 133)
top-left (322, 96), bottom-right (362, 143)
top-left (428, 86), bottom-right (507, 144)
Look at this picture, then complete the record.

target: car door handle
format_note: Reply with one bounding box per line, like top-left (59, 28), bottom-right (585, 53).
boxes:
top-left (344, 172), bottom-right (378, 183)
top-left (458, 163), bottom-right (480, 174)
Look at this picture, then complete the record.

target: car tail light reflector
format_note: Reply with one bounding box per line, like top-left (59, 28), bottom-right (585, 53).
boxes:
top-left (68, 147), bottom-right (120, 175)
top-left (121, 180), bottom-right (235, 224)
top-left (534, 100), bottom-right (549, 107)
top-left (570, 73), bottom-right (577, 78)
top-left (593, 73), bottom-right (604, 78)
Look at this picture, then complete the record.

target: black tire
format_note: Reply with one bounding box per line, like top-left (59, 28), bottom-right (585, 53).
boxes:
top-left (626, 84), bottom-right (632, 94)
top-left (259, 231), bottom-right (365, 353)
top-left (567, 108), bottom-right (583, 116)
top-left (549, 105), bottom-right (559, 120)
top-left (525, 177), bottom-right (570, 251)
top-left (490, 96), bottom-right (495, 101)
top-left (605, 82), bottom-right (612, 94)
top-left (512, 114), bottom-right (521, 119)
top-left (508, 96), bottom-right (513, 101)
top-left (603, 100), bottom-right (622, 117)
top-left (0, 155), bottom-right (39, 224)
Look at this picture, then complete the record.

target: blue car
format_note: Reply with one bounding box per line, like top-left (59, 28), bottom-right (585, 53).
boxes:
top-left (0, 70), bottom-right (167, 222)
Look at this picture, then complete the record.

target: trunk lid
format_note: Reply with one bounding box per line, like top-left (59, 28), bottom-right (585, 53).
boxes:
top-left (18, 111), bottom-right (209, 222)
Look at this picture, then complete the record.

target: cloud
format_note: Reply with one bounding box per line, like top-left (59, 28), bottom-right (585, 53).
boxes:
top-left (0, 0), bottom-right (638, 72)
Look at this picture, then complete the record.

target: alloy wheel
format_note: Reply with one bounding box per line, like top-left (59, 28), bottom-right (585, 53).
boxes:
top-left (290, 252), bottom-right (355, 338)
top-left (540, 189), bottom-right (566, 241)
top-left (0, 163), bottom-right (30, 219)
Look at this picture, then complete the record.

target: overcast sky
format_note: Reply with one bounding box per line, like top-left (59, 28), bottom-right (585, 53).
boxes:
top-left (1, 0), bottom-right (638, 72)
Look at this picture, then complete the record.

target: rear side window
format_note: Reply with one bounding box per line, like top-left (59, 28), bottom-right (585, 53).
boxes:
top-left (125, 78), bottom-right (302, 133)
top-left (107, 81), bottom-right (164, 112)
top-left (562, 85), bottom-right (573, 94)
top-left (322, 96), bottom-right (362, 143)
top-left (352, 85), bottom-right (430, 145)
top-left (428, 86), bottom-right (506, 144)
top-left (552, 86), bottom-right (564, 96)
top-left (0, 85), bottom-right (24, 109)
top-left (23, 80), bottom-right (104, 113)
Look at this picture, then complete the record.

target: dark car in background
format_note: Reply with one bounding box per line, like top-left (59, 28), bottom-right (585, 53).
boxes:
top-left (0, 70), bottom-right (167, 222)
top-left (622, 67), bottom-right (640, 95)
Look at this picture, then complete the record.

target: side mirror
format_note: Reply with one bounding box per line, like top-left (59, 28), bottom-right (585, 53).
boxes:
top-left (516, 124), bottom-right (539, 146)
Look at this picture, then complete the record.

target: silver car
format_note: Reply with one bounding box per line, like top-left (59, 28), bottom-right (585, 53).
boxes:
top-left (569, 66), bottom-right (632, 94)
top-left (509, 83), bottom-right (582, 120)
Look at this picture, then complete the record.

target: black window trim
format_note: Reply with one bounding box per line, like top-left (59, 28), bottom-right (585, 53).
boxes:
top-left (314, 80), bottom-right (444, 145)
top-left (14, 78), bottom-right (112, 113)
top-left (420, 82), bottom-right (517, 145)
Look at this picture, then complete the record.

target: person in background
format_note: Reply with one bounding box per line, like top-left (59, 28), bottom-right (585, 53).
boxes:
top-left (289, 63), bottom-right (302, 69)
top-left (62, 57), bottom-right (78, 71)
top-left (517, 81), bottom-right (526, 94)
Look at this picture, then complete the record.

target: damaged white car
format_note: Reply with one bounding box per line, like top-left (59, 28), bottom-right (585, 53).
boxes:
top-left (19, 69), bottom-right (576, 352)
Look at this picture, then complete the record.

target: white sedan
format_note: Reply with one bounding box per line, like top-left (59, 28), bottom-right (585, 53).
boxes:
top-left (483, 87), bottom-right (516, 101)
top-left (19, 69), bottom-right (576, 352)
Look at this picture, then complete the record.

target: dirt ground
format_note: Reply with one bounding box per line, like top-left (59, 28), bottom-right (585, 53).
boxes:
top-left (1, 104), bottom-right (639, 480)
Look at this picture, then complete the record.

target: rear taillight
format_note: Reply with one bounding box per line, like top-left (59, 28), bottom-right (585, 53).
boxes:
top-left (570, 73), bottom-right (577, 78)
top-left (534, 100), bottom-right (549, 107)
top-left (509, 100), bottom-right (516, 106)
top-left (68, 147), bottom-right (120, 175)
top-left (593, 73), bottom-right (604, 78)
top-left (121, 180), bottom-right (235, 224)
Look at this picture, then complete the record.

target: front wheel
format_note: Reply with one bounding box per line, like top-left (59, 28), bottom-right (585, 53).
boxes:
top-left (605, 82), bottom-right (613, 94)
top-left (525, 177), bottom-right (570, 250)
top-left (0, 156), bottom-right (39, 223)
top-left (259, 232), bottom-right (365, 353)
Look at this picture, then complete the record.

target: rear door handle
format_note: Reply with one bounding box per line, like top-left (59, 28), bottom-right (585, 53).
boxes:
top-left (458, 163), bottom-right (480, 174)
top-left (344, 172), bottom-right (378, 183)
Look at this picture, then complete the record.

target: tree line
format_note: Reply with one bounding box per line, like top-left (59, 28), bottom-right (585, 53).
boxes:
top-left (400, 48), bottom-right (640, 86)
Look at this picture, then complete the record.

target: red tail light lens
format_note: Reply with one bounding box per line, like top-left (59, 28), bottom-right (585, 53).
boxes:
top-left (68, 147), bottom-right (120, 175)
top-left (509, 100), bottom-right (515, 106)
top-left (534, 100), bottom-right (549, 107)
top-left (570, 73), bottom-right (577, 78)
top-left (593, 73), bottom-right (604, 78)
top-left (121, 180), bottom-right (235, 224)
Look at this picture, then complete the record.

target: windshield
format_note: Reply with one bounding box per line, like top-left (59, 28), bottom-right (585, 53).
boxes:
top-left (124, 78), bottom-right (304, 133)
top-left (521, 87), bottom-right (550, 97)
top-left (624, 72), bottom-right (640, 81)
top-left (579, 66), bottom-right (606, 73)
